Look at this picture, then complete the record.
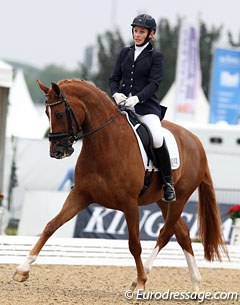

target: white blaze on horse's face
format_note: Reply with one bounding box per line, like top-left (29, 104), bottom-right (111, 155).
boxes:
top-left (48, 106), bottom-right (53, 132)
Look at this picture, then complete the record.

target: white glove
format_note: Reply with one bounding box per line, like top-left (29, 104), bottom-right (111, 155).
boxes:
top-left (125, 96), bottom-right (139, 107)
top-left (112, 92), bottom-right (127, 105)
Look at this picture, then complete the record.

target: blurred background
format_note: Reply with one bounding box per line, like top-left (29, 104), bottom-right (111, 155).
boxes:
top-left (0, 0), bottom-right (240, 246)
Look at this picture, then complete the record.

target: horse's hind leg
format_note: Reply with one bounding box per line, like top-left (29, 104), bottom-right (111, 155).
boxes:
top-left (144, 201), bottom-right (201, 291)
top-left (13, 188), bottom-right (89, 282)
top-left (144, 200), bottom-right (182, 275)
top-left (144, 202), bottom-right (175, 275)
top-left (174, 218), bottom-right (201, 291)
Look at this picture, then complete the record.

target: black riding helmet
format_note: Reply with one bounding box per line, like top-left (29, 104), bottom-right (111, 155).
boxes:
top-left (131, 14), bottom-right (156, 46)
top-left (131, 14), bottom-right (157, 33)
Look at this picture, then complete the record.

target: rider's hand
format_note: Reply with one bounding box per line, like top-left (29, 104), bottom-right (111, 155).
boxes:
top-left (125, 96), bottom-right (139, 107)
top-left (112, 93), bottom-right (127, 105)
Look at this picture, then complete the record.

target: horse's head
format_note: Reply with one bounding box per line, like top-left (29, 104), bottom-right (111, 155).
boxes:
top-left (38, 80), bottom-right (84, 159)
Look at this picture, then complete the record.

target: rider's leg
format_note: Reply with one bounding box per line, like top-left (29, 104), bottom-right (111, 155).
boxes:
top-left (136, 114), bottom-right (176, 202)
top-left (153, 140), bottom-right (176, 201)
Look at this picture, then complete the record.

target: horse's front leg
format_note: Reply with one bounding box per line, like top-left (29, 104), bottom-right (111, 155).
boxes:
top-left (124, 205), bottom-right (147, 293)
top-left (13, 188), bottom-right (89, 282)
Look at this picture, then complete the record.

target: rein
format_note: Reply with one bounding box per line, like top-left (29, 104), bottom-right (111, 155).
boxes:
top-left (77, 111), bottom-right (121, 140)
top-left (46, 91), bottom-right (121, 144)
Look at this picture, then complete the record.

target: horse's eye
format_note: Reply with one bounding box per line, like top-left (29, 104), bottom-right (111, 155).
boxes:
top-left (56, 112), bottom-right (64, 119)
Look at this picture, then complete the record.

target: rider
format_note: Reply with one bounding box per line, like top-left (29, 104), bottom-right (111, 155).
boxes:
top-left (109, 13), bottom-right (176, 202)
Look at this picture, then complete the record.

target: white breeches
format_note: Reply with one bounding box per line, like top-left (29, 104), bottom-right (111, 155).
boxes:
top-left (135, 113), bottom-right (164, 148)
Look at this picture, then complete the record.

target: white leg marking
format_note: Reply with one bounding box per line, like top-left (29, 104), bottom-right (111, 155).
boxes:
top-left (144, 246), bottom-right (159, 274)
top-left (183, 250), bottom-right (201, 291)
top-left (16, 255), bottom-right (37, 272)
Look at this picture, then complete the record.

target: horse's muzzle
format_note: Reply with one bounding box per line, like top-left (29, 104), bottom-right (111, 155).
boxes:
top-left (50, 143), bottom-right (74, 159)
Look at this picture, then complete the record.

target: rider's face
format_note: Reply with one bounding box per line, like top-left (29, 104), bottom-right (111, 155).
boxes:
top-left (133, 26), bottom-right (154, 45)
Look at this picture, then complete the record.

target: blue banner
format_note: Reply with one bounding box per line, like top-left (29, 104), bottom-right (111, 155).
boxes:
top-left (209, 48), bottom-right (240, 124)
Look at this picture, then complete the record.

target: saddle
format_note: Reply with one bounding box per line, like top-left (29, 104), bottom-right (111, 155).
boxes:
top-left (124, 108), bottom-right (157, 165)
top-left (119, 106), bottom-right (180, 196)
top-left (121, 107), bottom-right (157, 196)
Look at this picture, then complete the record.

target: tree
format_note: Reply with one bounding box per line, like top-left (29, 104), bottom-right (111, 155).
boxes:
top-left (14, 18), bottom-right (224, 105)
top-left (228, 31), bottom-right (240, 47)
top-left (35, 64), bottom-right (82, 103)
top-left (91, 18), bottom-right (222, 103)
top-left (156, 18), bottom-right (180, 100)
top-left (91, 29), bottom-right (125, 95)
top-left (156, 18), bottom-right (222, 101)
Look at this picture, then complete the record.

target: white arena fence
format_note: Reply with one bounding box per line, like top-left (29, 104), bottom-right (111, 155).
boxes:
top-left (0, 236), bottom-right (239, 269)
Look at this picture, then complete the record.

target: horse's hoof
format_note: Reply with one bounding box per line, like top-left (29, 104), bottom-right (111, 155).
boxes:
top-left (13, 270), bottom-right (29, 282)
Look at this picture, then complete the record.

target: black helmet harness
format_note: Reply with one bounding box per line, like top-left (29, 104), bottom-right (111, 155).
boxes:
top-left (131, 14), bottom-right (157, 46)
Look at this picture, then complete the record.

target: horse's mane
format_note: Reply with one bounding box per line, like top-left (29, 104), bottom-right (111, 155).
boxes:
top-left (58, 78), bottom-right (93, 87)
top-left (58, 78), bottom-right (113, 104)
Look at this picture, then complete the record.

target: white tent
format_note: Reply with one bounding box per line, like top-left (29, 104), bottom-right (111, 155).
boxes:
top-left (161, 82), bottom-right (210, 124)
top-left (6, 70), bottom-right (47, 139)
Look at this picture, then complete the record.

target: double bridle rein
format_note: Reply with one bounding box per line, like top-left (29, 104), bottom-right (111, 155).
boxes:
top-left (46, 91), bottom-right (121, 145)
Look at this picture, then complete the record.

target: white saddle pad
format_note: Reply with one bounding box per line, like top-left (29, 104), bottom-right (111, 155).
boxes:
top-left (124, 112), bottom-right (180, 171)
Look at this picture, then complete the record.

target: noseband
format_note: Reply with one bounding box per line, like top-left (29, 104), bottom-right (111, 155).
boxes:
top-left (46, 91), bottom-right (121, 145)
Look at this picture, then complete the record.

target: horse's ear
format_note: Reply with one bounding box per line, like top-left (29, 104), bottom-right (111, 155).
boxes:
top-left (51, 82), bottom-right (61, 96)
top-left (37, 80), bottom-right (49, 94)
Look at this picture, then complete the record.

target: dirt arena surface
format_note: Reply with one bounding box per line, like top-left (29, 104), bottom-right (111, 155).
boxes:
top-left (0, 264), bottom-right (239, 305)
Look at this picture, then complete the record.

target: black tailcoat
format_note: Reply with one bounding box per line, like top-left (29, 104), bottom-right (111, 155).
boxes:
top-left (109, 43), bottom-right (166, 119)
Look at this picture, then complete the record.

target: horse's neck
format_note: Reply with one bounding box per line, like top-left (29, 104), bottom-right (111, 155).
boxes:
top-left (81, 106), bottom-right (120, 165)
top-left (79, 93), bottom-right (117, 134)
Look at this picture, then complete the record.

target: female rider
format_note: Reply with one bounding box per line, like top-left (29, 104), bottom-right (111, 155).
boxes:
top-left (109, 13), bottom-right (176, 202)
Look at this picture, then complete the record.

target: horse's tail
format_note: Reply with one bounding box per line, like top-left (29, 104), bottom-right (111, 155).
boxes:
top-left (198, 162), bottom-right (229, 261)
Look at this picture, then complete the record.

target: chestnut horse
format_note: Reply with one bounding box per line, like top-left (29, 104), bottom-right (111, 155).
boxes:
top-left (13, 79), bottom-right (227, 292)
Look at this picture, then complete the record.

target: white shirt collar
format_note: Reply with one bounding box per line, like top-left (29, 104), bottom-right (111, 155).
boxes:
top-left (134, 42), bottom-right (149, 61)
top-left (135, 42), bottom-right (149, 52)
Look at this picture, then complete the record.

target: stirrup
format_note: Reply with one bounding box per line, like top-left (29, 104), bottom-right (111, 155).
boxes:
top-left (161, 182), bottom-right (176, 202)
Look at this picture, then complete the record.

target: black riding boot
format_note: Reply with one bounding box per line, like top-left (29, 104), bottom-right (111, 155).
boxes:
top-left (153, 139), bottom-right (176, 202)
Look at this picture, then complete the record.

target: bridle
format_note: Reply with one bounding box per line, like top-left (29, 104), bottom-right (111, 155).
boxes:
top-left (45, 91), bottom-right (121, 146)
top-left (46, 92), bottom-right (82, 146)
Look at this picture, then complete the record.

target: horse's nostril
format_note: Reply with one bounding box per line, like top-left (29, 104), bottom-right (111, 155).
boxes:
top-left (50, 151), bottom-right (62, 159)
